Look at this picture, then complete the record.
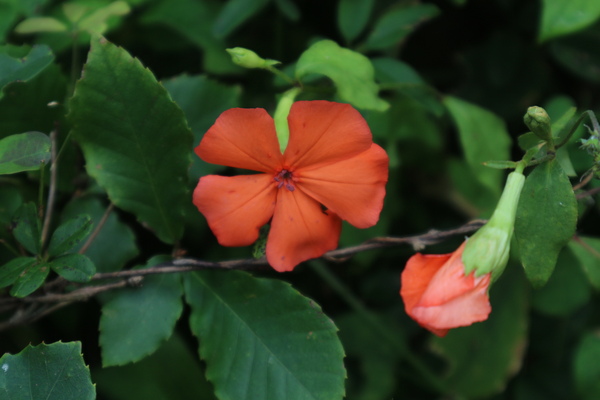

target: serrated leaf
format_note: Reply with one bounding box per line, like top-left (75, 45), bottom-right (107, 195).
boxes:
top-left (14, 17), bottom-right (68, 33)
top-left (47, 214), bottom-right (93, 257)
top-left (10, 261), bottom-right (50, 297)
top-left (296, 40), bottom-right (389, 111)
top-left (61, 196), bottom-right (138, 273)
top-left (515, 160), bottom-right (577, 287)
top-left (539, 0), bottom-right (600, 42)
top-left (0, 45), bottom-right (54, 90)
top-left (573, 332), bottom-right (600, 400)
top-left (432, 267), bottom-right (528, 398)
top-left (69, 37), bottom-right (192, 244)
top-left (212, 0), bottom-right (269, 38)
top-left (184, 270), bottom-right (346, 400)
top-left (337, 0), bottom-right (374, 42)
top-left (569, 236), bottom-right (600, 290)
top-left (49, 253), bottom-right (96, 282)
top-left (0, 131), bottom-right (50, 175)
top-left (12, 201), bottom-right (41, 255)
top-left (444, 96), bottom-right (512, 195)
top-left (0, 256), bottom-right (36, 287)
top-left (100, 256), bottom-right (183, 367)
top-left (0, 341), bottom-right (95, 400)
top-left (363, 3), bottom-right (439, 50)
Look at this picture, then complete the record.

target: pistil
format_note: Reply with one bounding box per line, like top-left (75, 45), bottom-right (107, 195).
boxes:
top-left (274, 169), bottom-right (296, 191)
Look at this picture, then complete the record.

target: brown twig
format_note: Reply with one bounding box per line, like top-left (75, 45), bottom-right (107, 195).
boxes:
top-left (79, 203), bottom-right (115, 255)
top-left (40, 130), bottom-right (59, 247)
top-left (576, 186), bottom-right (600, 200)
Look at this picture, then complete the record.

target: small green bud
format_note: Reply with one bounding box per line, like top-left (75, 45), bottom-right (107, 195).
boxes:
top-left (462, 171), bottom-right (526, 280)
top-left (524, 106), bottom-right (552, 141)
top-left (226, 47), bottom-right (280, 69)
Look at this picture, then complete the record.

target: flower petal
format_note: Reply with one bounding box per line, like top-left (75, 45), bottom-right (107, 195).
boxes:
top-left (196, 108), bottom-right (283, 173)
top-left (297, 144), bottom-right (388, 228)
top-left (193, 174), bottom-right (277, 246)
top-left (267, 188), bottom-right (342, 272)
top-left (284, 101), bottom-right (373, 169)
top-left (400, 252), bottom-right (453, 313)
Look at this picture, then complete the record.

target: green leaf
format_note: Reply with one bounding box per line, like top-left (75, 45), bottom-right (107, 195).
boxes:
top-left (47, 214), bottom-right (93, 257)
top-left (69, 37), bottom-right (192, 244)
top-left (212, 0), bottom-right (270, 38)
top-left (531, 246), bottom-right (590, 316)
top-left (539, 0), bottom-right (600, 42)
top-left (49, 253), bottom-right (96, 282)
top-left (0, 341), bottom-right (95, 400)
top-left (514, 160), bottom-right (578, 287)
top-left (100, 256), bottom-right (183, 367)
top-left (94, 333), bottom-right (217, 400)
top-left (569, 236), bottom-right (600, 290)
top-left (444, 96), bottom-right (512, 195)
top-left (0, 45), bottom-right (54, 90)
top-left (0, 256), bottom-right (36, 287)
top-left (363, 3), bottom-right (440, 50)
top-left (78, 1), bottom-right (131, 35)
top-left (549, 29), bottom-right (600, 83)
top-left (10, 260), bottom-right (50, 297)
top-left (573, 332), bottom-right (600, 400)
top-left (337, 0), bottom-right (374, 42)
top-left (14, 17), bottom-right (68, 34)
top-left (0, 131), bottom-right (50, 175)
top-left (162, 74), bottom-right (240, 181)
top-left (274, 0), bottom-right (300, 21)
top-left (432, 267), bottom-right (528, 398)
top-left (296, 40), bottom-right (389, 111)
top-left (12, 201), bottom-right (41, 255)
top-left (184, 270), bottom-right (346, 400)
top-left (61, 196), bottom-right (138, 273)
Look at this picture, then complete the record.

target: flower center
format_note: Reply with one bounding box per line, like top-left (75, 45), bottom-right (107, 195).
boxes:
top-left (274, 169), bottom-right (296, 191)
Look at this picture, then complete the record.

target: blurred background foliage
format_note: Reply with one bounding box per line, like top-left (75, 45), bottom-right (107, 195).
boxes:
top-left (2, 0), bottom-right (600, 399)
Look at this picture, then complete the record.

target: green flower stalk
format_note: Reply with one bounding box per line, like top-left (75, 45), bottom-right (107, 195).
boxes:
top-left (462, 170), bottom-right (526, 280)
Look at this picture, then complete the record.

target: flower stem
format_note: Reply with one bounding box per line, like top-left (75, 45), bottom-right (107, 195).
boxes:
top-left (309, 260), bottom-right (448, 394)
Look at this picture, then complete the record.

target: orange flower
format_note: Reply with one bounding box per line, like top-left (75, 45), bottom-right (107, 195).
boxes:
top-left (400, 242), bottom-right (491, 337)
top-left (193, 100), bottom-right (389, 272)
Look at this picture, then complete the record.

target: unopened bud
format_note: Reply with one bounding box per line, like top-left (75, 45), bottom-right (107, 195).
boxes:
top-left (524, 106), bottom-right (552, 141)
top-left (226, 47), bottom-right (280, 69)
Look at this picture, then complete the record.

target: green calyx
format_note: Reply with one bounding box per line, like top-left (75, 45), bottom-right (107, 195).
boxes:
top-left (524, 106), bottom-right (552, 142)
top-left (462, 171), bottom-right (526, 280)
top-left (273, 88), bottom-right (301, 153)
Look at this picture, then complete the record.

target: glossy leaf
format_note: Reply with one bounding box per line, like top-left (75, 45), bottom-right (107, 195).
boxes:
top-left (49, 253), bottom-right (96, 282)
top-left (12, 201), bottom-right (41, 255)
top-left (432, 267), bottom-right (528, 397)
top-left (0, 256), bottom-right (36, 287)
top-left (337, 0), bottom-right (374, 42)
top-left (573, 332), bottom-right (600, 400)
top-left (296, 40), bottom-right (389, 111)
top-left (0, 341), bottom-right (95, 400)
top-left (100, 256), bottom-right (183, 366)
top-left (212, 0), bottom-right (269, 38)
top-left (539, 0), bottom-right (600, 42)
top-left (0, 131), bottom-right (50, 175)
top-left (69, 37), bottom-right (192, 244)
top-left (10, 261), bottom-right (50, 297)
top-left (569, 236), bottom-right (600, 290)
top-left (184, 270), bottom-right (346, 400)
top-left (61, 196), bottom-right (138, 273)
top-left (0, 45), bottom-right (54, 90)
top-left (444, 96), bottom-right (512, 195)
top-left (363, 3), bottom-right (440, 50)
top-left (47, 214), bottom-right (93, 257)
top-left (514, 160), bottom-right (577, 287)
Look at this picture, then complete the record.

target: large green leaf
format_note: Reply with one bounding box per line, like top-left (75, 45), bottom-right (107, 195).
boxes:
top-left (69, 37), bottom-right (193, 244)
top-left (0, 342), bottom-right (95, 400)
top-left (0, 45), bottom-right (54, 90)
top-left (0, 131), bottom-right (50, 175)
top-left (444, 96), bottom-right (512, 195)
top-left (100, 256), bottom-right (183, 366)
top-left (573, 332), bottom-right (600, 400)
top-left (363, 3), bottom-right (440, 51)
top-left (432, 267), bottom-right (528, 398)
top-left (296, 40), bottom-right (389, 111)
top-left (514, 160), bottom-right (577, 287)
top-left (569, 235), bottom-right (600, 290)
top-left (539, 0), bottom-right (600, 42)
top-left (337, 0), bottom-right (374, 42)
top-left (184, 270), bottom-right (346, 400)
top-left (549, 28), bottom-right (600, 84)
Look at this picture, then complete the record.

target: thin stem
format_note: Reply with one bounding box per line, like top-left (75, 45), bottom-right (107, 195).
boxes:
top-left (309, 260), bottom-right (448, 394)
top-left (40, 130), bottom-right (59, 248)
top-left (265, 65), bottom-right (295, 85)
top-left (79, 203), bottom-right (115, 254)
top-left (556, 110), bottom-right (597, 149)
